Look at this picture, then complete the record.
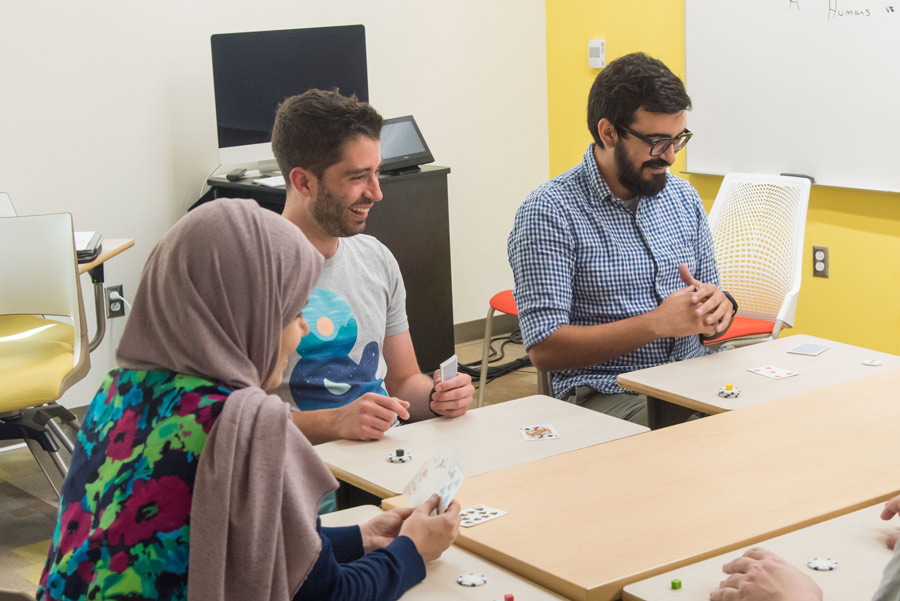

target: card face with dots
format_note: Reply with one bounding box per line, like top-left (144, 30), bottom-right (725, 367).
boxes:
top-left (748, 365), bottom-right (798, 380)
top-left (460, 504), bottom-right (508, 527)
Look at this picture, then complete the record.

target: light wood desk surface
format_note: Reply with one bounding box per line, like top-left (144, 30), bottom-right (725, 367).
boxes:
top-left (77, 238), bottom-right (134, 275)
top-left (384, 369), bottom-right (900, 601)
top-left (617, 334), bottom-right (900, 415)
top-left (315, 395), bottom-right (647, 498)
top-left (321, 505), bottom-right (568, 600)
top-left (623, 503), bottom-right (895, 601)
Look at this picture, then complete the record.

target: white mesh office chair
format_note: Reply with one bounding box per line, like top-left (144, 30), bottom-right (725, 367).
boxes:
top-left (706, 173), bottom-right (811, 347)
top-left (0, 213), bottom-right (89, 496)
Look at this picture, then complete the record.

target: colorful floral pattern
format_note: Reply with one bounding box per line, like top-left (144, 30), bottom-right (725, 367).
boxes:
top-left (37, 369), bottom-right (229, 601)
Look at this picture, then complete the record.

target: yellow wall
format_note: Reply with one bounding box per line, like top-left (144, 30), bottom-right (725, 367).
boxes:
top-left (546, 0), bottom-right (900, 354)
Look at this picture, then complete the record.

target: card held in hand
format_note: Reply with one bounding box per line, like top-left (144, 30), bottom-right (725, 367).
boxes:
top-left (402, 450), bottom-right (464, 513)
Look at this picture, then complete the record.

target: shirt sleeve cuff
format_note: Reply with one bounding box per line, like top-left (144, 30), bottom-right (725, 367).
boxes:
top-left (321, 525), bottom-right (365, 563)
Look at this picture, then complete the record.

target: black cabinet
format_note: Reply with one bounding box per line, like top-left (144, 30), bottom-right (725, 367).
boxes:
top-left (194, 166), bottom-right (454, 373)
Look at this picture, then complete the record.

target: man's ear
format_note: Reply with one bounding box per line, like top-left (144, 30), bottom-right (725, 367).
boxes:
top-left (596, 118), bottom-right (618, 148)
top-left (288, 166), bottom-right (315, 197)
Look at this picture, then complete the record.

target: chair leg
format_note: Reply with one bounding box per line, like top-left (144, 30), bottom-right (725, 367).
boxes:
top-left (23, 438), bottom-right (65, 498)
top-left (537, 370), bottom-right (552, 396)
top-left (476, 308), bottom-right (496, 408)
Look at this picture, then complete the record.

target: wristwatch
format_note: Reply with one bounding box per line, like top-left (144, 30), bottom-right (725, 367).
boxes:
top-left (700, 291), bottom-right (738, 342)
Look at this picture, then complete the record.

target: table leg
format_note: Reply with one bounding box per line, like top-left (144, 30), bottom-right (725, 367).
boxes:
top-left (647, 396), bottom-right (699, 430)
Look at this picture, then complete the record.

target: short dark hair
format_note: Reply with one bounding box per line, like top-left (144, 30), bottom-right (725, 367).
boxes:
top-left (271, 89), bottom-right (383, 181)
top-left (586, 52), bottom-right (691, 149)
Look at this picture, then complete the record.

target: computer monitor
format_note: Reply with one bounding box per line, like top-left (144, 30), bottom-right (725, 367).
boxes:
top-left (210, 25), bottom-right (368, 168)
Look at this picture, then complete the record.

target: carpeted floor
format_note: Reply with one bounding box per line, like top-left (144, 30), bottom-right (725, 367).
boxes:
top-left (0, 447), bottom-right (59, 593)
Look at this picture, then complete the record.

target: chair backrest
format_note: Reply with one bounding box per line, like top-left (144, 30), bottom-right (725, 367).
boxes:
top-left (707, 173), bottom-right (811, 328)
top-left (0, 192), bottom-right (15, 217)
top-left (0, 213), bottom-right (90, 389)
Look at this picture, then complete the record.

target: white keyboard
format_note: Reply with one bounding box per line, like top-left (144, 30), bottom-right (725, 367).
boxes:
top-left (254, 175), bottom-right (285, 188)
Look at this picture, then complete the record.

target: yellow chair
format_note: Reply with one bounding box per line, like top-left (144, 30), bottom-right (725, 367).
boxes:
top-left (0, 213), bottom-right (89, 497)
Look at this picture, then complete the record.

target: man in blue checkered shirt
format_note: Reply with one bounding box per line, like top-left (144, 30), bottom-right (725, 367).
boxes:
top-left (508, 53), bottom-right (735, 426)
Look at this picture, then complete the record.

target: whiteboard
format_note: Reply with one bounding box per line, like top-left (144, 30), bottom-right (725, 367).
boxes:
top-left (685, 0), bottom-right (900, 192)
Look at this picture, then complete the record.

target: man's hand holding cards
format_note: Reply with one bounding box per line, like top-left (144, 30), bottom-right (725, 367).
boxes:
top-left (429, 354), bottom-right (475, 417)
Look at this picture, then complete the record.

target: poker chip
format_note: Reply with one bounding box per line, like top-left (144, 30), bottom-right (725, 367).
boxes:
top-left (457, 573), bottom-right (487, 587)
top-left (807, 557), bottom-right (838, 571)
top-left (862, 359), bottom-right (884, 367)
top-left (717, 384), bottom-right (741, 399)
top-left (387, 449), bottom-right (412, 463)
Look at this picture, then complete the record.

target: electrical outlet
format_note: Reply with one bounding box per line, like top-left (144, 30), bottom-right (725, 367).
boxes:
top-left (812, 246), bottom-right (829, 278)
top-left (105, 284), bottom-right (126, 318)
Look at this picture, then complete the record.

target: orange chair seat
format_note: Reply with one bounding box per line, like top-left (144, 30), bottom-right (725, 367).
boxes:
top-left (490, 290), bottom-right (518, 317)
top-left (705, 315), bottom-right (776, 344)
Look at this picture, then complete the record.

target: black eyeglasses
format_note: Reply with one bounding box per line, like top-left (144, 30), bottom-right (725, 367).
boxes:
top-left (617, 125), bottom-right (693, 157)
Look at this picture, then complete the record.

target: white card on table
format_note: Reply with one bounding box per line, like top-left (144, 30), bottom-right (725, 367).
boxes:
top-left (402, 450), bottom-right (464, 513)
top-left (460, 504), bottom-right (508, 527)
top-left (748, 365), bottom-right (798, 380)
top-left (519, 424), bottom-right (560, 440)
top-left (439, 354), bottom-right (458, 382)
top-left (787, 342), bottom-right (830, 356)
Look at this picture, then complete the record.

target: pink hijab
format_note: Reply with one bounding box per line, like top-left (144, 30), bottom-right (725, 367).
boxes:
top-left (116, 198), bottom-right (338, 601)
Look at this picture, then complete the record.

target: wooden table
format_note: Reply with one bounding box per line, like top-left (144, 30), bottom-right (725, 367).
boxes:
top-left (383, 369), bottom-right (900, 601)
top-left (623, 503), bottom-right (895, 601)
top-left (617, 334), bottom-right (900, 427)
top-left (321, 505), bottom-right (569, 600)
top-left (315, 394), bottom-right (647, 498)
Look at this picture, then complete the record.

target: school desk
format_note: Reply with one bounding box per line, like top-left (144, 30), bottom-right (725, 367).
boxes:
top-left (623, 503), bottom-right (895, 601)
top-left (321, 504), bottom-right (568, 600)
top-left (77, 238), bottom-right (135, 351)
top-left (314, 394), bottom-right (647, 499)
top-left (617, 334), bottom-right (900, 428)
top-left (383, 369), bottom-right (900, 601)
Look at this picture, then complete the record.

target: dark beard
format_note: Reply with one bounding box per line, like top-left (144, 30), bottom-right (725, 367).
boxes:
top-left (313, 183), bottom-right (364, 237)
top-left (614, 142), bottom-right (669, 198)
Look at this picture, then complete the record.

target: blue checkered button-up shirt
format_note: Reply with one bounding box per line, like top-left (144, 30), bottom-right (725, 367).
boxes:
top-left (508, 145), bottom-right (719, 397)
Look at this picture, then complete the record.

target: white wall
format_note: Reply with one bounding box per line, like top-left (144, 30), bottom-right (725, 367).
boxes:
top-left (0, 0), bottom-right (549, 408)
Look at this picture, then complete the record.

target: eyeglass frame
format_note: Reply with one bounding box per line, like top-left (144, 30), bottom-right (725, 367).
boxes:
top-left (616, 124), bottom-right (693, 157)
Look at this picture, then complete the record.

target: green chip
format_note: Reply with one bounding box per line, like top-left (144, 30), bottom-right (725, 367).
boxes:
top-left (671, 579), bottom-right (682, 590)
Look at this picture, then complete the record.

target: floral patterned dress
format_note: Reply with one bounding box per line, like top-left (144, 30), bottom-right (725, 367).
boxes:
top-left (36, 369), bottom-right (230, 601)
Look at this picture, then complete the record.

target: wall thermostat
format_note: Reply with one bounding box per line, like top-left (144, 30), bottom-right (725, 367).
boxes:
top-left (589, 40), bottom-right (606, 69)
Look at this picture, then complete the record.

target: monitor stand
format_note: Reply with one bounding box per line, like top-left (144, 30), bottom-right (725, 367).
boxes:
top-left (258, 159), bottom-right (280, 176)
top-left (381, 165), bottom-right (422, 177)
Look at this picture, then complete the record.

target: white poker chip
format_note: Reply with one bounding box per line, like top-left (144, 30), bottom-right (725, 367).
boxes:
top-left (717, 385), bottom-right (741, 399)
top-left (862, 359), bottom-right (884, 367)
top-left (457, 573), bottom-right (487, 587)
top-left (387, 449), bottom-right (412, 463)
top-left (807, 557), bottom-right (838, 571)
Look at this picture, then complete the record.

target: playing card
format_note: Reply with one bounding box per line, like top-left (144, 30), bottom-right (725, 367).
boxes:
top-left (439, 354), bottom-right (458, 382)
top-left (402, 450), bottom-right (464, 513)
top-left (460, 504), bottom-right (508, 527)
top-left (748, 365), bottom-right (798, 380)
top-left (787, 343), bottom-right (830, 356)
top-left (519, 424), bottom-right (560, 440)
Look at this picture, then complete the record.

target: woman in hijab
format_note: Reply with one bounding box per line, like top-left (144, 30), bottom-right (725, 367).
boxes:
top-left (36, 198), bottom-right (459, 601)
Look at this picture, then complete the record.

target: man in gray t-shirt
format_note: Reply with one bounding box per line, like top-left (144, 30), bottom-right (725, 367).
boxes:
top-left (270, 90), bottom-right (475, 444)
